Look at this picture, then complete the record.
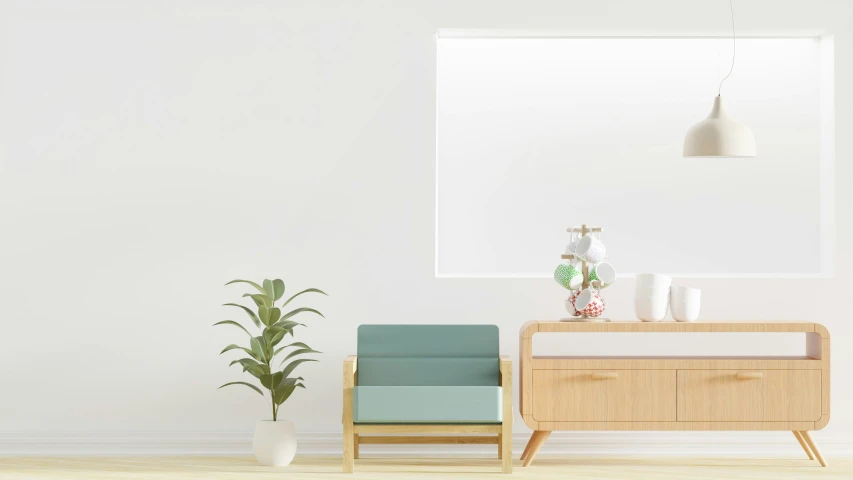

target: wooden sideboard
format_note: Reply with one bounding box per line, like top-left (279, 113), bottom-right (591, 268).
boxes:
top-left (519, 321), bottom-right (830, 467)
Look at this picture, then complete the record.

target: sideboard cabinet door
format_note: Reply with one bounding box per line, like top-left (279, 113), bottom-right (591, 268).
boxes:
top-left (532, 370), bottom-right (676, 422)
top-left (676, 370), bottom-right (822, 422)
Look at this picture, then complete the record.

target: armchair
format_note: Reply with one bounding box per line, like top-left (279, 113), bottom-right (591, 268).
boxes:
top-left (342, 325), bottom-right (512, 473)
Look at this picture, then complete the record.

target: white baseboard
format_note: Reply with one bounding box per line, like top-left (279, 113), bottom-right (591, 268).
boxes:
top-left (1, 431), bottom-right (851, 457)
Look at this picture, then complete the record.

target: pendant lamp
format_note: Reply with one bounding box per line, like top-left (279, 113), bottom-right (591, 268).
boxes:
top-left (683, 0), bottom-right (756, 157)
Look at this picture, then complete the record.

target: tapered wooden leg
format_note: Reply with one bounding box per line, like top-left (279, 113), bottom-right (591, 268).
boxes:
top-left (799, 431), bottom-right (827, 467)
top-left (353, 434), bottom-right (360, 459)
top-left (520, 431), bottom-right (541, 461)
top-left (522, 430), bottom-right (550, 467)
top-left (792, 431), bottom-right (814, 460)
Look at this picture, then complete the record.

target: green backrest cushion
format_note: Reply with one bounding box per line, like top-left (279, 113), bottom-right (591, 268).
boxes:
top-left (357, 325), bottom-right (499, 386)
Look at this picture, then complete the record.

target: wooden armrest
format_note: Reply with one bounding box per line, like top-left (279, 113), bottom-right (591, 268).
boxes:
top-left (499, 355), bottom-right (511, 386)
top-left (499, 355), bottom-right (512, 371)
top-left (344, 355), bottom-right (358, 373)
top-left (344, 355), bottom-right (357, 387)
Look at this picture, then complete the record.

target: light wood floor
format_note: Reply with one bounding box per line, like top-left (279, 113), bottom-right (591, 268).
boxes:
top-left (1, 456), bottom-right (850, 480)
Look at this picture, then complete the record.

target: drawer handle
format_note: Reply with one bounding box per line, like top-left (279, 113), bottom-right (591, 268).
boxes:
top-left (736, 372), bottom-right (764, 380)
top-left (591, 372), bottom-right (619, 380)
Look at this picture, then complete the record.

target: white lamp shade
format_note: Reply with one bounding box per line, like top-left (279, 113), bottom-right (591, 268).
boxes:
top-left (683, 96), bottom-right (756, 157)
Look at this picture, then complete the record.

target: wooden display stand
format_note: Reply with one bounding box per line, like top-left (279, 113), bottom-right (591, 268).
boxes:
top-left (561, 224), bottom-right (607, 322)
top-left (518, 321), bottom-right (830, 467)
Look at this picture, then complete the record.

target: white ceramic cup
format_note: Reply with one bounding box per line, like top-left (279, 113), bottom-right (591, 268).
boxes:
top-left (635, 273), bottom-right (672, 291)
top-left (634, 294), bottom-right (669, 322)
top-left (565, 227), bottom-right (581, 255)
top-left (591, 262), bottom-right (616, 286)
top-left (635, 286), bottom-right (669, 296)
top-left (575, 287), bottom-right (605, 317)
top-left (634, 282), bottom-right (670, 322)
top-left (670, 285), bottom-right (701, 322)
top-left (575, 234), bottom-right (606, 264)
top-left (554, 263), bottom-right (583, 290)
top-left (575, 288), bottom-right (596, 311)
top-left (564, 297), bottom-right (574, 314)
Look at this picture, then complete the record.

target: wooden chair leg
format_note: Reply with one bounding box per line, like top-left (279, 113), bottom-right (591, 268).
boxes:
top-left (792, 431), bottom-right (814, 460)
top-left (500, 358), bottom-right (512, 474)
top-left (520, 431), bottom-right (541, 461)
top-left (799, 431), bottom-right (827, 467)
top-left (501, 427), bottom-right (512, 473)
top-left (343, 424), bottom-right (354, 473)
top-left (342, 358), bottom-right (356, 473)
top-left (353, 434), bottom-right (360, 459)
top-left (522, 430), bottom-right (550, 467)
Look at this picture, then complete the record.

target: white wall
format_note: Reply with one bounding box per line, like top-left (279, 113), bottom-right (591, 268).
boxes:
top-left (1, 0), bottom-right (851, 455)
top-left (437, 37), bottom-right (826, 277)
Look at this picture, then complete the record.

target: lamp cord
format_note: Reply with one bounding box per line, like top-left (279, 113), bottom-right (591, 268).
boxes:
top-left (717, 0), bottom-right (736, 96)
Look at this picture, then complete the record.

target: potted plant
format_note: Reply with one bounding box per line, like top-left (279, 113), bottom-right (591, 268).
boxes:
top-left (216, 278), bottom-right (326, 466)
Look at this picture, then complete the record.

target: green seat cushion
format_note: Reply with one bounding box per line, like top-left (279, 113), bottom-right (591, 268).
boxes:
top-left (353, 386), bottom-right (502, 424)
top-left (357, 325), bottom-right (499, 386)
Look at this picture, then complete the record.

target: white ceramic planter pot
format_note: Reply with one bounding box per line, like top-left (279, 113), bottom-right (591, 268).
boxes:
top-left (253, 420), bottom-right (297, 466)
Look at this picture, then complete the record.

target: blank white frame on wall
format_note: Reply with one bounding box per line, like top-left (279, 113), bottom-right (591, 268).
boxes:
top-left (435, 34), bottom-right (835, 279)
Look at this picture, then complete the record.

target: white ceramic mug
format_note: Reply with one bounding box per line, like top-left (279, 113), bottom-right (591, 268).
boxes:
top-left (590, 262), bottom-right (616, 287)
top-left (634, 297), bottom-right (668, 322)
top-left (565, 295), bottom-right (581, 316)
top-left (634, 284), bottom-right (670, 322)
top-left (554, 263), bottom-right (583, 290)
top-left (565, 227), bottom-right (581, 255)
top-left (670, 285), bottom-right (701, 322)
top-left (575, 287), bottom-right (605, 317)
top-left (635, 273), bottom-right (672, 291)
top-left (575, 234), bottom-right (606, 265)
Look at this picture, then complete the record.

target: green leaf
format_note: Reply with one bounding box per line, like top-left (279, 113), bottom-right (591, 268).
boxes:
top-left (230, 358), bottom-right (265, 377)
top-left (258, 305), bottom-right (271, 326)
top-left (229, 357), bottom-right (260, 368)
top-left (268, 307), bottom-right (281, 325)
top-left (285, 377), bottom-right (306, 390)
top-left (250, 336), bottom-right (267, 362)
top-left (225, 279), bottom-right (267, 295)
top-left (219, 381), bottom-right (264, 396)
top-left (260, 371), bottom-right (284, 390)
top-left (271, 331), bottom-right (286, 347)
top-left (272, 320), bottom-right (304, 331)
top-left (280, 307), bottom-right (324, 322)
top-left (263, 327), bottom-right (287, 348)
top-left (223, 303), bottom-right (262, 329)
top-left (263, 279), bottom-right (276, 301)
top-left (245, 364), bottom-right (270, 379)
top-left (221, 345), bottom-right (263, 362)
top-left (281, 347), bottom-right (321, 363)
top-left (281, 358), bottom-right (318, 377)
top-left (273, 341), bottom-right (312, 357)
top-left (220, 344), bottom-right (243, 354)
top-left (273, 384), bottom-right (297, 405)
top-left (213, 320), bottom-right (252, 337)
top-left (243, 293), bottom-right (270, 308)
top-left (272, 279), bottom-right (285, 301)
top-left (281, 288), bottom-right (328, 308)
